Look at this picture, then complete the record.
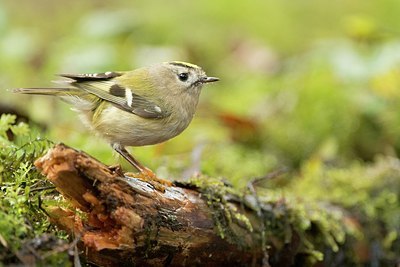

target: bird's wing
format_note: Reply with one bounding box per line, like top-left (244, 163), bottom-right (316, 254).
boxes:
top-left (60, 72), bottom-right (123, 81)
top-left (60, 72), bottom-right (169, 119)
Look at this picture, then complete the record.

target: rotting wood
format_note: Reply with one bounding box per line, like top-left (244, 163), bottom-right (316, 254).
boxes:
top-left (34, 144), bottom-right (276, 267)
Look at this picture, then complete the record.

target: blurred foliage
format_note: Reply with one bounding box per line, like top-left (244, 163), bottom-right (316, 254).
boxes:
top-left (1, 0), bottom-right (400, 265)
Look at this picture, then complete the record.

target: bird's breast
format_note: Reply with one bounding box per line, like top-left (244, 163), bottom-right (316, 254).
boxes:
top-left (92, 105), bottom-right (195, 147)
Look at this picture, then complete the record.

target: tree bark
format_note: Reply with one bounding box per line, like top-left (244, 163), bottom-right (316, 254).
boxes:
top-left (34, 144), bottom-right (276, 267)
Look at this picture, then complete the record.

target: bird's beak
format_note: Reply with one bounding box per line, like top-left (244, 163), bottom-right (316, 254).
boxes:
top-left (202, 76), bottom-right (219, 83)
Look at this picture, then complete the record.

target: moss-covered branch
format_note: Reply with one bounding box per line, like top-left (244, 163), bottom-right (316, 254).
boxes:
top-left (32, 144), bottom-right (353, 266)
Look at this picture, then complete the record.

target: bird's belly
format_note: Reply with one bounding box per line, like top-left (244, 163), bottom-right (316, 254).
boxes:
top-left (93, 106), bottom-right (191, 147)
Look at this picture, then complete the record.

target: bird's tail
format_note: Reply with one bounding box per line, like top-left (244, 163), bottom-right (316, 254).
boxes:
top-left (12, 87), bottom-right (80, 96)
top-left (13, 87), bottom-right (98, 112)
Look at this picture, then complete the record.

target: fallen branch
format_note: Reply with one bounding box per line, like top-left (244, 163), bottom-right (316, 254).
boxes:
top-left (34, 144), bottom-right (275, 266)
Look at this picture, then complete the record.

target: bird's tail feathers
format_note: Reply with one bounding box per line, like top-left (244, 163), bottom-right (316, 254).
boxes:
top-left (12, 87), bottom-right (79, 96)
top-left (13, 87), bottom-right (97, 112)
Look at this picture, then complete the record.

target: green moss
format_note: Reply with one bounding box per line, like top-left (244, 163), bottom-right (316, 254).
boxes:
top-left (188, 174), bottom-right (350, 265)
top-left (0, 114), bottom-right (69, 265)
top-left (189, 167), bottom-right (399, 266)
top-left (189, 176), bottom-right (253, 247)
top-left (187, 174), bottom-right (343, 264)
top-left (290, 157), bottom-right (400, 265)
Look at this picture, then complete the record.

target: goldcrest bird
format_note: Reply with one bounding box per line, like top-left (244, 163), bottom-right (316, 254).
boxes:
top-left (13, 61), bottom-right (219, 184)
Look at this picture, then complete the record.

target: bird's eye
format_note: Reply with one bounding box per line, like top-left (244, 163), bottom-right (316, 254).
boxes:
top-left (178, 72), bottom-right (189, 82)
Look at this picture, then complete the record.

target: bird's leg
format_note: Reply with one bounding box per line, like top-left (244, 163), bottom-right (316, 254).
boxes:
top-left (112, 144), bottom-right (172, 191)
top-left (113, 144), bottom-right (148, 173)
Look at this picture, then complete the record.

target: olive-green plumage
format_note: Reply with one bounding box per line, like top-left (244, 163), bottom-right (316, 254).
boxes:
top-left (13, 61), bottom-right (219, 172)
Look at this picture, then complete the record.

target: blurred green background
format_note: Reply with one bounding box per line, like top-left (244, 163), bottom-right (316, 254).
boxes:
top-left (2, 0), bottom-right (400, 187)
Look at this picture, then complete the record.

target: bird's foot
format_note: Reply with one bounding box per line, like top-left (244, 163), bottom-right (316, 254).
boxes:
top-left (125, 167), bottom-right (172, 192)
top-left (108, 164), bottom-right (124, 176)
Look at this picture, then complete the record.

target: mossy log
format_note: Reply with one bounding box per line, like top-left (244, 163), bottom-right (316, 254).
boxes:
top-left (35, 144), bottom-right (290, 266)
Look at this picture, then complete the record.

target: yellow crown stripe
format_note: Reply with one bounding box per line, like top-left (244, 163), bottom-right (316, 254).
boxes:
top-left (168, 61), bottom-right (201, 70)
